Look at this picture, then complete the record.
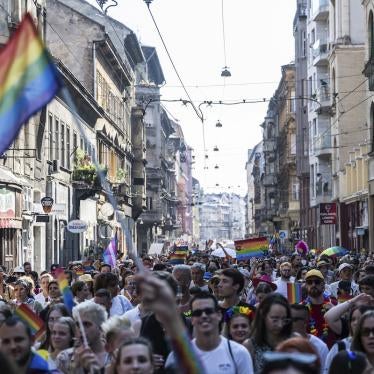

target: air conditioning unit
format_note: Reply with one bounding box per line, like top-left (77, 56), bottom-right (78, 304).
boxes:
top-left (50, 159), bottom-right (60, 173)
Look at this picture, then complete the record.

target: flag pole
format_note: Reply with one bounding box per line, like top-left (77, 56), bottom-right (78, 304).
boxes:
top-left (60, 87), bottom-right (144, 273)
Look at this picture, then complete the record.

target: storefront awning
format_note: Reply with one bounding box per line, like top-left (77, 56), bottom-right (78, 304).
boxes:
top-left (0, 166), bottom-right (31, 188)
top-left (0, 218), bottom-right (22, 229)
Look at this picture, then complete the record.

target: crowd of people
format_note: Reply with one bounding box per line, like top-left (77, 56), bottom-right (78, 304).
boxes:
top-left (1, 249), bottom-right (374, 373)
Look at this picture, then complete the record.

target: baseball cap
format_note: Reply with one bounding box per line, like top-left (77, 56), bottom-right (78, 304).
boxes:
top-left (338, 263), bottom-right (353, 273)
top-left (79, 274), bottom-right (93, 283)
top-left (305, 269), bottom-right (324, 280)
top-left (13, 266), bottom-right (25, 274)
top-left (317, 260), bottom-right (329, 268)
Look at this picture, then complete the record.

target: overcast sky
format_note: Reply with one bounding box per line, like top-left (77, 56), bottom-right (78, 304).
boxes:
top-left (87, 0), bottom-right (296, 195)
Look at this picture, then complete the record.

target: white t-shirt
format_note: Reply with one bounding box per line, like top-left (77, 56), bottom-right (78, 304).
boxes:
top-left (110, 295), bottom-right (133, 317)
top-left (308, 334), bottom-right (329, 373)
top-left (166, 336), bottom-right (253, 374)
top-left (123, 304), bottom-right (141, 324)
top-left (34, 292), bottom-right (49, 308)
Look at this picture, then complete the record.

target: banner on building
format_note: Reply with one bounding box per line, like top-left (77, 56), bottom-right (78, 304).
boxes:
top-left (319, 203), bottom-right (337, 225)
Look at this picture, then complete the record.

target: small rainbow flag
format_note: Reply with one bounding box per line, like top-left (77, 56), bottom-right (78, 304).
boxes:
top-left (169, 245), bottom-right (188, 264)
top-left (58, 273), bottom-right (74, 314)
top-left (15, 303), bottom-right (45, 339)
top-left (287, 282), bottom-right (303, 304)
top-left (0, 14), bottom-right (61, 156)
top-left (234, 237), bottom-right (268, 260)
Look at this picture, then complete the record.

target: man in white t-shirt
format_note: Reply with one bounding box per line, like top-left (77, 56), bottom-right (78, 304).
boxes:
top-left (34, 273), bottom-right (53, 308)
top-left (290, 304), bottom-right (329, 371)
top-left (166, 292), bottom-right (253, 374)
top-left (274, 262), bottom-right (295, 298)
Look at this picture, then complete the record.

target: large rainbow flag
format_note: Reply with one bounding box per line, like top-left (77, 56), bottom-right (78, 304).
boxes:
top-left (0, 13), bottom-right (61, 155)
top-left (15, 303), bottom-right (45, 339)
top-left (234, 237), bottom-right (268, 260)
top-left (169, 244), bottom-right (189, 264)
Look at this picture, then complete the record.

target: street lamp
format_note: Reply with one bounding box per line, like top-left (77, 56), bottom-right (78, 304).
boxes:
top-left (221, 66), bottom-right (231, 77)
top-left (216, 120), bottom-right (223, 128)
top-left (213, 146), bottom-right (219, 151)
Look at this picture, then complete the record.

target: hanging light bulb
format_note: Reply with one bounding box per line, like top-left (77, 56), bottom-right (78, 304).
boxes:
top-left (216, 120), bottom-right (223, 128)
top-left (213, 146), bottom-right (219, 151)
top-left (216, 183), bottom-right (219, 187)
top-left (214, 165), bottom-right (219, 169)
top-left (205, 154), bottom-right (209, 159)
top-left (221, 66), bottom-right (231, 77)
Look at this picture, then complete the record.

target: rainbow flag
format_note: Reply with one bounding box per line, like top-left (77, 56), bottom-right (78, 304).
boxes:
top-left (58, 273), bottom-right (74, 314)
top-left (103, 232), bottom-right (117, 267)
top-left (0, 13), bottom-right (61, 156)
top-left (169, 245), bottom-right (188, 264)
top-left (234, 237), bottom-right (268, 260)
top-left (287, 282), bottom-right (303, 304)
top-left (15, 303), bottom-right (45, 339)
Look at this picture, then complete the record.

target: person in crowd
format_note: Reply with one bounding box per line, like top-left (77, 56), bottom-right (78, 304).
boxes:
top-left (23, 261), bottom-right (32, 276)
top-left (123, 280), bottom-right (151, 325)
top-left (0, 266), bottom-right (13, 301)
top-left (56, 300), bottom-right (108, 373)
top-left (190, 262), bottom-right (209, 291)
top-left (329, 263), bottom-right (359, 298)
top-left (302, 269), bottom-right (337, 348)
top-left (328, 350), bottom-right (369, 374)
top-left (29, 271), bottom-right (40, 294)
top-left (101, 315), bottom-right (135, 366)
top-left (0, 316), bottom-right (50, 372)
top-left (100, 264), bottom-right (112, 273)
top-left (64, 270), bottom-right (74, 286)
top-left (225, 307), bottom-right (253, 344)
top-left (94, 272), bottom-right (133, 316)
top-left (290, 304), bottom-right (329, 369)
top-left (218, 268), bottom-right (252, 315)
top-left (351, 310), bottom-right (374, 367)
top-left (359, 275), bottom-right (374, 298)
top-left (291, 254), bottom-right (302, 278)
top-left (114, 337), bottom-right (154, 374)
top-left (94, 288), bottom-right (112, 317)
top-left (244, 293), bottom-right (292, 373)
top-left (317, 260), bottom-right (334, 284)
top-left (166, 291), bottom-right (253, 373)
top-left (78, 274), bottom-right (94, 299)
top-left (35, 273), bottom-right (54, 308)
top-left (172, 264), bottom-right (192, 314)
top-left (71, 280), bottom-right (90, 304)
top-left (0, 300), bottom-right (12, 324)
top-left (13, 265), bottom-right (26, 278)
top-left (40, 280), bottom-right (63, 321)
top-left (274, 262), bottom-right (294, 298)
top-left (121, 274), bottom-right (140, 305)
top-left (261, 351), bottom-right (319, 374)
top-left (40, 303), bottom-right (70, 351)
top-left (10, 278), bottom-right (43, 314)
top-left (252, 274), bottom-right (277, 306)
top-left (47, 316), bottom-right (76, 370)
top-left (208, 273), bottom-right (220, 299)
top-left (276, 336), bottom-right (321, 373)
top-left (295, 266), bottom-right (309, 283)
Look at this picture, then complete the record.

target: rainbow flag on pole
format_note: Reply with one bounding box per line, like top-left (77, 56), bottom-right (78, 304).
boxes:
top-left (169, 245), bottom-right (188, 264)
top-left (15, 303), bottom-right (45, 339)
top-left (0, 13), bottom-right (61, 155)
top-left (287, 282), bottom-right (303, 304)
top-left (103, 232), bottom-right (118, 267)
top-left (58, 273), bottom-right (74, 314)
top-left (234, 237), bottom-right (268, 260)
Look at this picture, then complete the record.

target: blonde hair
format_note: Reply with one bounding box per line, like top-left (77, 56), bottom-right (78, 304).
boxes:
top-left (101, 315), bottom-right (134, 343)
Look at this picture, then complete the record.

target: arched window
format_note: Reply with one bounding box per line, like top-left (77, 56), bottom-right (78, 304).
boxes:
top-left (369, 11), bottom-right (374, 59)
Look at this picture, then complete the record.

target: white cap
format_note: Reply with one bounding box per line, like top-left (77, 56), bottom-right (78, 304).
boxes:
top-left (13, 266), bottom-right (25, 273)
top-left (338, 263), bottom-right (353, 273)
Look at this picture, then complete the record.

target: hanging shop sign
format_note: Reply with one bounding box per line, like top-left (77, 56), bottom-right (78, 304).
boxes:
top-left (320, 203), bottom-right (337, 225)
top-left (67, 219), bottom-right (88, 234)
top-left (41, 197), bottom-right (54, 213)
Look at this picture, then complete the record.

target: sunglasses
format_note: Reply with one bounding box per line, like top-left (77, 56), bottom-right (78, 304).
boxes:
top-left (306, 279), bottom-right (322, 286)
top-left (361, 328), bottom-right (374, 337)
top-left (191, 307), bottom-right (217, 317)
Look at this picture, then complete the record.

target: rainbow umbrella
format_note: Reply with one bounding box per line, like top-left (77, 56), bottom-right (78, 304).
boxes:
top-left (320, 246), bottom-right (348, 258)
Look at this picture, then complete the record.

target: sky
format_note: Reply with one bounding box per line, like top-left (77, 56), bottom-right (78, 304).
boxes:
top-left (87, 0), bottom-right (296, 196)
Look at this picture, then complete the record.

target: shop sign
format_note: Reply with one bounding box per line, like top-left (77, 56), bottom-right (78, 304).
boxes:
top-left (67, 219), bottom-right (88, 233)
top-left (320, 203), bottom-right (337, 225)
top-left (0, 188), bottom-right (15, 218)
top-left (41, 197), bottom-right (54, 213)
top-left (33, 203), bottom-right (66, 215)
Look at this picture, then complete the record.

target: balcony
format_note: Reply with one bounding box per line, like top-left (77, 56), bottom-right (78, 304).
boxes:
top-left (312, 42), bottom-right (328, 66)
top-left (314, 133), bottom-right (332, 157)
top-left (312, 0), bottom-right (329, 21)
top-left (263, 174), bottom-right (278, 186)
top-left (363, 57), bottom-right (374, 91)
top-left (316, 89), bottom-right (331, 113)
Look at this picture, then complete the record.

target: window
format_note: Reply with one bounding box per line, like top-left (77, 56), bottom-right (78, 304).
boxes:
top-left (48, 113), bottom-right (53, 161)
top-left (371, 103), bottom-right (374, 153)
top-left (311, 164), bottom-right (315, 197)
top-left (289, 89), bottom-right (296, 112)
top-left (313, 118), bottom-right (317, 137)
top-left (291, 177), bottom-right (300, 200)
top-left (61, 122), bottom-right (65, 167)
top-left (369, 11), bottom-right (374, 59)
top-left (54, 118), bottom-right (59, 160)
top-left (73, 132), bottom-right (78, 164)
top-left (302, 31), bottom-right (307, 58)
top-left (66, 126), bottom-right (71, 169)
top-left (290, 133), bottom-right (296, 155)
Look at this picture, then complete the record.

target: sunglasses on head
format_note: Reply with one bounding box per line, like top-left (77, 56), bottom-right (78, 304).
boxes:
top-left (306, 278), bottom-right (322, 286)
top-left (191, 307), bottom-right (217, 317)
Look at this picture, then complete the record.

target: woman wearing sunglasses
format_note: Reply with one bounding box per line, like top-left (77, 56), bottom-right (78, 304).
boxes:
top-left (351, 310), bottom-right (374, 367)
top-left (244, 293), bottom-right (292, 373)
